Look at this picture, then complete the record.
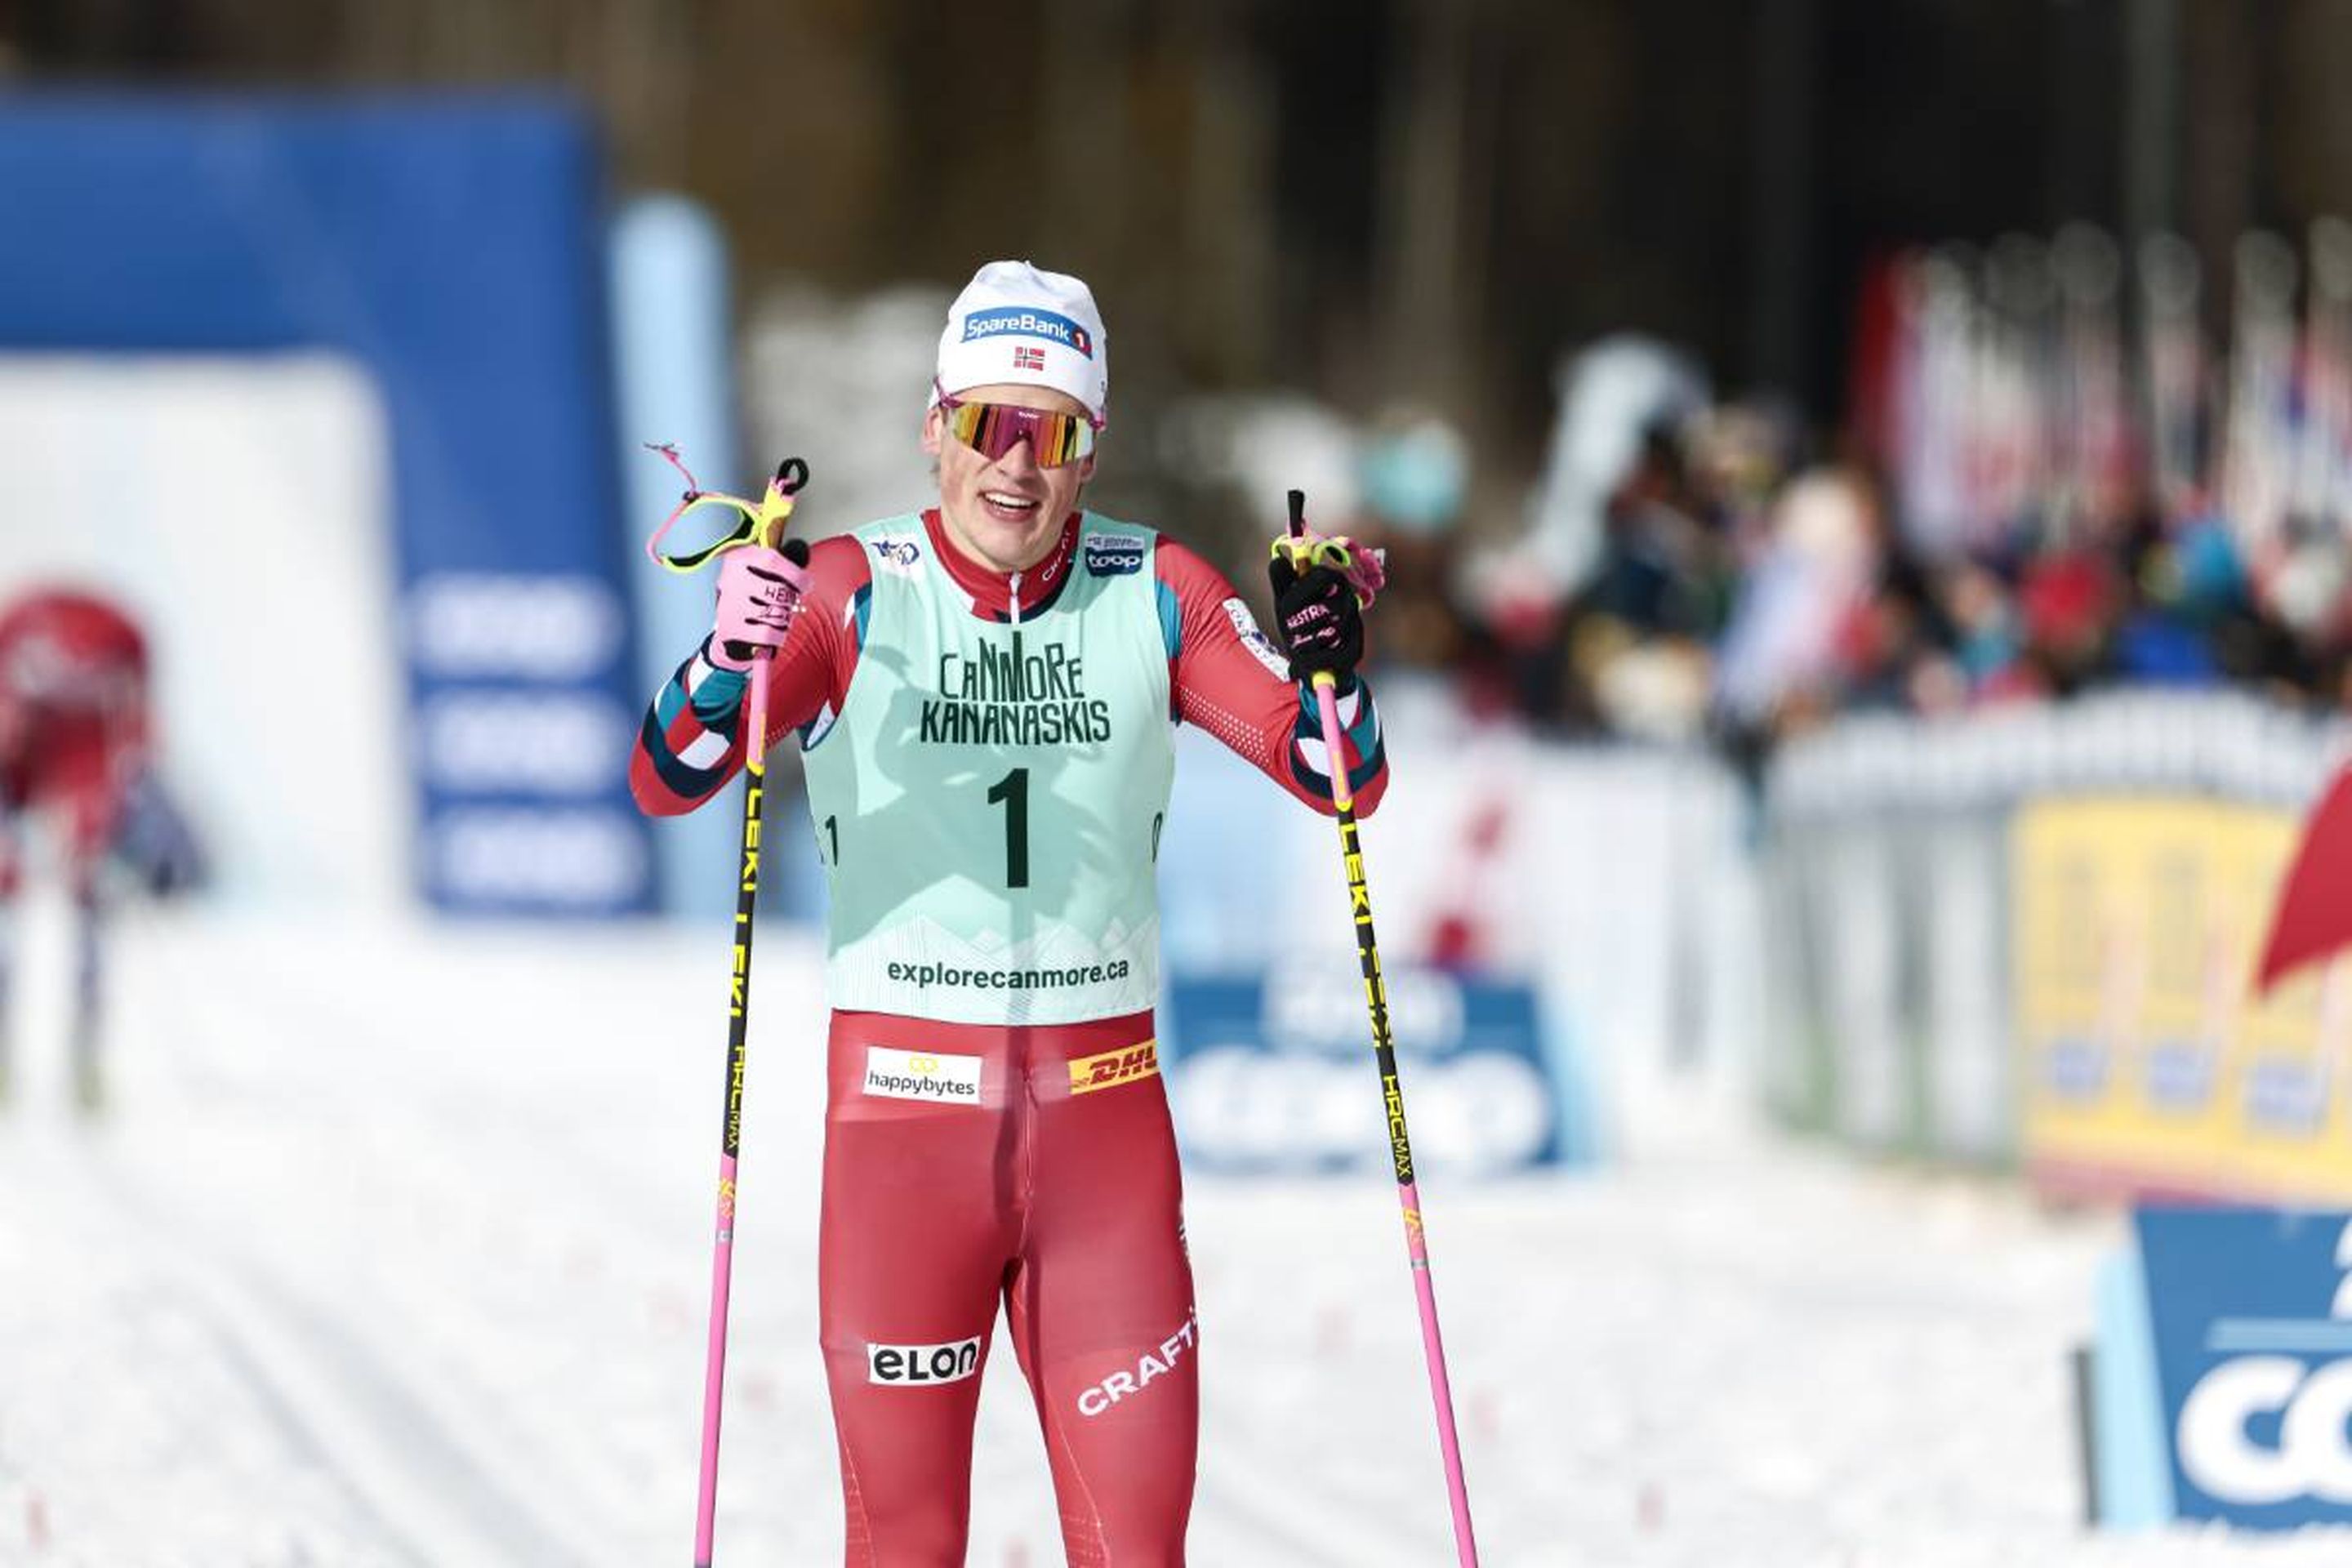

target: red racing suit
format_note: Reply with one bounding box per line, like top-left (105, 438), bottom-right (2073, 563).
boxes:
top-left (0, 590), bottom-right (151, 899)
top-left (633, 510), bottom-right (1386, 1564)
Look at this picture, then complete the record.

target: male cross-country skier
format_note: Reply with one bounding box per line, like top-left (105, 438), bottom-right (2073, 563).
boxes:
top-left (0, 587), bottom-right (203, 1110)
top-left (631, 259), bottom-right (1388, 1565)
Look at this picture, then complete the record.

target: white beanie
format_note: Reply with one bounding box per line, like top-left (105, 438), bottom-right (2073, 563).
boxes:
top-left (932, 260), bottom-right (1109, 425)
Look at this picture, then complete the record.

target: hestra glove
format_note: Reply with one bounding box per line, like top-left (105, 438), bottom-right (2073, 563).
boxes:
top-left (1267, 555), bottom-right (1365, 690)
top-left (708, 537), bottom-right (813, 671)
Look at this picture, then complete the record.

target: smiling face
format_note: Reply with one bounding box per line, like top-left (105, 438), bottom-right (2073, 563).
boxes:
top-left (923, 382), bottom-right (1097, 574)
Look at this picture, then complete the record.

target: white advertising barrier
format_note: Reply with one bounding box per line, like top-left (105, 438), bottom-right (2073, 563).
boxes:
top-left (1818, 818), bottom-right (1907, 1150)
top-left (0, 354), bottom-right (408, 912)
top-left (1160, 681), bottom-right (1760, 1158)
top-left (1922, 813), bottom-right (2011, 1159)
top-left (1762, 693), bottom-right (2352, 1164)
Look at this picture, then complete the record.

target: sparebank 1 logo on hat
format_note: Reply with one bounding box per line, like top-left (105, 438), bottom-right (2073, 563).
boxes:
top-left (960, 305), bottom-right (1095, 359)
top-left (937, 260), bottom-right (1110, 425)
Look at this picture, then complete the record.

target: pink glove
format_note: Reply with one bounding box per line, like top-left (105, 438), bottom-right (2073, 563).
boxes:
top-left (708, 539), bottom-right (812, 672)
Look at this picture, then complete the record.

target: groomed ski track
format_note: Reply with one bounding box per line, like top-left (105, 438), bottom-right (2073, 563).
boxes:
top-left (3, 913), bottom-right (2350, 1566)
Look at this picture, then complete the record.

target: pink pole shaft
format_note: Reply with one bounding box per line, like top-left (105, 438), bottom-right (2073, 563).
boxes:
top-left (1312, 676), bottom-right (1480, 1567)
top-left (694, 646), bottom-right (773, 1567)
top-left (1400, 1177), bottom-right (1477, 1564)
top-left (694, 1151), bottom-right (740, 1566)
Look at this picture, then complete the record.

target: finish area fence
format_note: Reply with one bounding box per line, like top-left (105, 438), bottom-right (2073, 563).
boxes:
top-left (1761, 691), bottom-right (2352, 1204)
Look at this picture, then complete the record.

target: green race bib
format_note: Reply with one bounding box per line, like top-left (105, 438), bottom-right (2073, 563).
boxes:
top-left (802, 514), bottom-right (1174, 1023)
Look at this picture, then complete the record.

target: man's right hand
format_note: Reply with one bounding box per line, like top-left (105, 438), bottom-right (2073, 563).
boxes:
top-left (709, 539), bottom-right (813, 671)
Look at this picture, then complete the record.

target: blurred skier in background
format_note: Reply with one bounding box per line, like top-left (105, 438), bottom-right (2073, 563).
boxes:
top-left (0, 587), bottom-right (203, 1110)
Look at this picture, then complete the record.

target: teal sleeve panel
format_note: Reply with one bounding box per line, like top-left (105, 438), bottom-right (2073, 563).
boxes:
top-left (1290, 679), bottom-right (1385, 797)
top-left (1156, 577), bottom-right (1181, 660)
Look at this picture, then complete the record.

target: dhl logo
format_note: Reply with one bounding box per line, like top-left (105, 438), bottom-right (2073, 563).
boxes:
top-left (1069, 1040), bottom-right (1160, 1096)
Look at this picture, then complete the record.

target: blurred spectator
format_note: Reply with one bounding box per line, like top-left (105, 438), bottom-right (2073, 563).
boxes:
top-left (1454, 225), bottom-right (2352, 758)
top-left (1356, 407), bottom-right (1475, 675)
top-left (1521, 335), bottom-right (1710, 599)
top-left (1558, 423), bottom-right (1728, 741)
top-left (1940, 557), bottom-right (2022, 689)
top-left (2011, 548), bottom-right (2121, 698)
top-left (1157, 224), bottom-right (2352, 760)
top-left (2109, 512), bottom-right (2235, 687)
top-left (1710, 464), bottom-right (1883, 740)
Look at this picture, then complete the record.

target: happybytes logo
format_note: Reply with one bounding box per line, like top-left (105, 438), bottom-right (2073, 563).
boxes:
top-left (862, 1046), bottom-right (983, 1105)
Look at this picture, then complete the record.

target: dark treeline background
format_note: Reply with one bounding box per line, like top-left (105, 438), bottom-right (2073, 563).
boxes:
top-left (10, 0), bottom-right (2352, 497)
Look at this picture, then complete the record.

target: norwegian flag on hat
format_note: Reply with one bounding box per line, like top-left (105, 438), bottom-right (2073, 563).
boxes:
top-left (1013, 345), bottom-right (1046, 372)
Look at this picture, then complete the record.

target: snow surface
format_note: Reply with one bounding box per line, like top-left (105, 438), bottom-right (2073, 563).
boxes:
top-left (4, 909), bottom-right (2351, 1567)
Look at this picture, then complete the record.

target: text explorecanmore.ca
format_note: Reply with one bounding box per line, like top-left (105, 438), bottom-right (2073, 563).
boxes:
top-left (888, 958), bottom-right (1131, 991)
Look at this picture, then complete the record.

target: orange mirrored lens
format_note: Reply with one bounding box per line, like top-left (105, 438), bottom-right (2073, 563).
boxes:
top-left (945, 400), bottom-right (1094, 467)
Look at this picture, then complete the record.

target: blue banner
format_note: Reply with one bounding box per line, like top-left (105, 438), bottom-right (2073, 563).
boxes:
top-left (2136, 1205), bottom-right (2352, 1526)
top-left (1160, 964), bottom-right (1572, 1176)
top-left (0, 96), bottom-right (649, 915)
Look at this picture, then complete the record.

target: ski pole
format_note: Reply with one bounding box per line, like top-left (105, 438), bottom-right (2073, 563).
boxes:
top-left (644, 448), bottom-right (810, 1568)
top-left (1277, 488), bottom-right (1481, 1566)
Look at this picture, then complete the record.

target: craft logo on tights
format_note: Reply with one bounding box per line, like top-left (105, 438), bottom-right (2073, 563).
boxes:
top-left (1076, 1312), bottom-right (1197, 1418)
top-left (862, 1046), bottom-right (982, 1104)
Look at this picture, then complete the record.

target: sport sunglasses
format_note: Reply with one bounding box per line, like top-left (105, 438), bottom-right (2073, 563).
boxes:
top-left (933, 381), bottom-right (1102, 468)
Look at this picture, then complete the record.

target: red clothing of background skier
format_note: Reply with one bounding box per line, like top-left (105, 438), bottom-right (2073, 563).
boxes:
top-left (0, 588), bottom-right (152, 894)
top-left (0, 587), bottom-right (202, 1109)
